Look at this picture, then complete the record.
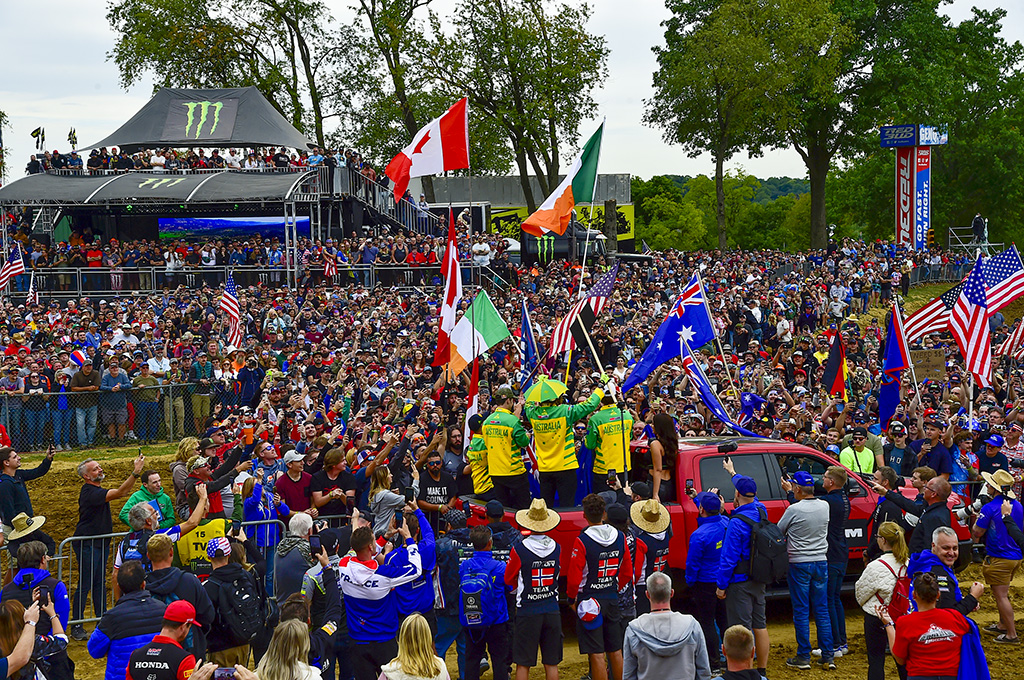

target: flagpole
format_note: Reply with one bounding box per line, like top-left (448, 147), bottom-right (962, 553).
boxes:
top-left (697, 272), bottom-right (742, 410)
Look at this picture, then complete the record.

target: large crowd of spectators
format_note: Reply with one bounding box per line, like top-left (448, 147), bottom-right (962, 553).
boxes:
top-left (0, 230), bottom-right (1019, 680)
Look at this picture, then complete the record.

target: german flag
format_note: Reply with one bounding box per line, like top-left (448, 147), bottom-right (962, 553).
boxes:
top-left (821, 332), bottom-right (848, 401)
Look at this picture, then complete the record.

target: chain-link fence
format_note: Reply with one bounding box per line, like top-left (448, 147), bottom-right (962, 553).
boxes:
top-left (0, 381), bottom-right (251, 451)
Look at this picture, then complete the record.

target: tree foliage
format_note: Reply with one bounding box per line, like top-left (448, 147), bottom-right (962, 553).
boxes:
top-left (419, 0), bottom-right (609, 211)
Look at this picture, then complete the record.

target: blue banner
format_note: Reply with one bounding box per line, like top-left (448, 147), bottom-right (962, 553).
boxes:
top-left (158, 216), bottom-right (310, 239)
top-left (914, 147), bottom-right (930, 250)
top-left (917, 125), bottom-right (948, 146)
top-left (880, 124), bottom-right (917, 148)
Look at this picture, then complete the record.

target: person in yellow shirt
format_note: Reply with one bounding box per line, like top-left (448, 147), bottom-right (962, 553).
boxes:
top-left (525, 382), bottom-right (604, 508)
top-left (483, 388), bottom-right (531, 509)
top-left (585, 392), bottom-right (635, 494)
top-left (465, 414), bottom-right (496, 501)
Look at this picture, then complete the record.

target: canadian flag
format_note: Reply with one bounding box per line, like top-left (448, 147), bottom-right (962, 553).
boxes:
top-left (433, 208), bottom-right (462, 367)
top-left (385, 98), bottom-right (470, 203)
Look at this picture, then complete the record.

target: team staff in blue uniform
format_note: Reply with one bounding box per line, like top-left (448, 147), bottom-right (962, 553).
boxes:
top-left (716, 459), bottom-right (770, 679)
top-left (685, 491), bottom-right (728, 675)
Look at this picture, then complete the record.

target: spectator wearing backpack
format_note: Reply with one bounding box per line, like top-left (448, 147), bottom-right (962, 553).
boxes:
top-left (336, 508), bottom-right (422, 680)
top-left (778, 471), bottom-right (834, 671)
top-left (276, 513), bottom-right (315, 602)
top-left (87, 560), bottom-right (167, 680)
top-left (291, 535), bottom-right (346, 676)
top-left (202, 536), bottom-right (261, 668)
top-left (145, 533), bottom-right (216, 663)
top-left (433, 510), bottom-right (474, 680)
top-left (715, 461), bottom-right (770, 679)
top-left (460, 525), bottom-right (510, 680)
top-left (684, 492), bottom-right (728, 676)
top-left (567, 493), bottom-right (632, 680)
top-left (505, 499), bottom-right (562, 680)
top-left (855, 522), bottom-right (910, 680)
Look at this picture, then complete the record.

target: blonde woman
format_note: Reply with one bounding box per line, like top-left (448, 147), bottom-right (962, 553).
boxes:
top-left (854, 521), bottom-right (909, 680)
top-left (380, 613), bottom-right (450, 680)
top-left (170, 437), bottom-right (200, 517)
top-left (252, 619), bottom-right (321, 680)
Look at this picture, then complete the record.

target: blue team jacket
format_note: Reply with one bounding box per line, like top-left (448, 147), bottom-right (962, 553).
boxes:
top-left (387, 509), bottom-right (436, 615)
top-left (686, 514), bottom-right (728, 586)
top-left (716, 500), bottom-right (767, 590)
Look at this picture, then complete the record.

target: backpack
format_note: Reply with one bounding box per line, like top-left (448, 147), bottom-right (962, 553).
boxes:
top-left (152, 590), bottom-right (195, 649)
top-left (875, 560), bottom-right (912, 622)
top-left (459, 568), bottom-right (502, 629)
top-left (736, 506), bottom-right (789, 584)
top-left (212, 571), bottom-right (263, 645)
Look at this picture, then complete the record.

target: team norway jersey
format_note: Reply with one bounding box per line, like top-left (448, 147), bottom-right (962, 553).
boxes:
top-left (633, 528), bottom-right (671, 584)
top-left (506, 536), bottom-right (560, 615)
top-left (568, 525), bottom-right (630, 602)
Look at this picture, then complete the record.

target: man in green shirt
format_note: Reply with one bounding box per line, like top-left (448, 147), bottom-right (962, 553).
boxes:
top-left (119, 470), bottom-right (177, 529)
top-left (839, 427), bottom-right (876, 475)
top-left (131, 363), bottom-right (161, 443)
top-left (483, 388), bottom-right (531, 509)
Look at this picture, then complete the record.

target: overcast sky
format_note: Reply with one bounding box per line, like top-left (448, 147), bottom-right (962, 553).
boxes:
top-left (0, 0), bottom-right (1020, 184)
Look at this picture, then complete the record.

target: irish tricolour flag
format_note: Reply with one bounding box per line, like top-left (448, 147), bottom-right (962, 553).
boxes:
top-left (445, 290), bottom-right (511, 378)
top-left (522, 122), bottom-right (603, 237)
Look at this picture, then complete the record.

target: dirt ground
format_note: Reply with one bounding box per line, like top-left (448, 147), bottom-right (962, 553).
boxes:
top-left (16, 446), bottom-right (1021, 680)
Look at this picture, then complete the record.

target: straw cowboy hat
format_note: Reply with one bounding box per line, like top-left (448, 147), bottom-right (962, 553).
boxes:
top-left (630, 499), bottom-right (671, 534)
top-left (515, 499), bottom-right (561, 534)
top-left (981, 469), bottom-right (1017, 500)
top-left (8, 512), bottom-right (46, 541)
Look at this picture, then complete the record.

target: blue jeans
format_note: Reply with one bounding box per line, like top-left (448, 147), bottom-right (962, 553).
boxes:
top-left (827, 562), bottom-right (847, 647)
top-left (436, 613), bottom-right (466, 680)
top-left (134, 401), bottom-right (160, 441)
top-left (789, 562), bottom-right (833, 659)
top-left (23, 408), bottom-right (46, 450)
top-left (72, 538), bottom-right (110, 620)
top-left (263, 546), bottom-right (276, 598)
top-left (52, 409), bottom-right (72, 447)
top-left (76, 406), bottom-right (97, 446)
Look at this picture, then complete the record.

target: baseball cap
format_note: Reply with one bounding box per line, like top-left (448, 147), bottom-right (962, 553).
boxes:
top-left (826, 444), bottom-right (841, 456)
top-left (206, 536), bottom-right (231, 560)
top-left (442, 508), bottom-right (467, 529)
top-left (494, 387), bottom-right (516, 402)
top-left (985, 434), bottom-right (1005, 447)
top-left (889, 421), bottom-right (907, 434)
top-left (577, 598), bottom-right (603, 630)
top-left (485, 499), bottom-right (504, 518)
top-left (733, 475), bottom-right (757, 497)
top-left (205, 426), bottom-right (224, 437)
top-left (163, 600), bottom-right (196, 625)
top-left (694, 491), bottom-right (721, 514)
top-left (630, 482), bottom-right (652, 500)
top-left (186, 456), bottom-right (211, 473)
top-left (198, 438), bottom-right (216, 451)
top-left (792, 471), bottom-right (815, 488)
top-left (282, 451), bottom-right (305, 465)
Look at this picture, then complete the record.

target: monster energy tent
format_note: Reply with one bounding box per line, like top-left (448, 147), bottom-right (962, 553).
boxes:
top-left (76, 87), bottom-right (314, 152)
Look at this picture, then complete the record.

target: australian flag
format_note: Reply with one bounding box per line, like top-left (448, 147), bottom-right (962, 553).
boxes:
top-left (738, 392), bottom-right (766, 427)
top-left (518, 300), bottom-right (541, 390)
top-left (680, 342), bottom-right (761, 438)
top-left (622, 272), bottom-right (715, 393)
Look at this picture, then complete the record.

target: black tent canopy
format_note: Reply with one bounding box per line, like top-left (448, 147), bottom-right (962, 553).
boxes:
top-left (78, 87), bottom-right (314, 153)
top-left (0, 170), bottom-right (318, 205)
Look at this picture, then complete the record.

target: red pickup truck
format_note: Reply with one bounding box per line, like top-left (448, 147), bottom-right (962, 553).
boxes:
top-left (466, 437), bottom-right (975, 582)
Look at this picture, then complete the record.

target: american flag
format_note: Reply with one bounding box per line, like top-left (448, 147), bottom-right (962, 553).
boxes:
top-left (549, 262), bottom-right (619, 354)
top-left (26, 272), bottom-right (38, 308)
top-left (219, 274), bottom-right (243, 349)
top-left (904, 246), bottom-right (1024, 341)
top-left (641, 240), bottom-right (653, 255)
top-left (531, 567), bottom-right (555, 588)
top-left (950, 258), bottom-right (992, 385)
top-left (997, 321), bottom-right (1024, 360)
top-left (324, 250), bottom-right (337, 278)
top-left (0, 243), bottom-right (25, 290)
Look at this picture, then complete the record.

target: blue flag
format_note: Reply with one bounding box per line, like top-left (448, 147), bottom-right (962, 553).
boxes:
top-left (680, 341), bottom-right (761, 438)
top-left (518, 301), bottom-right (541, 390)
top-left (738, 392), bottom-right (766, 427)
top-left (879, 303), bottom-right (911, 428)
top-left (622, 273), bottom-right (715, 393)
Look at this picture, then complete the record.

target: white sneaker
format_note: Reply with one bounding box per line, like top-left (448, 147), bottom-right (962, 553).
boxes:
top-left (812, 649), bottom-right (842, 659)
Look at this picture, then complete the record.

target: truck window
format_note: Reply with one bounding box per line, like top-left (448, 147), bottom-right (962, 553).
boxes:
top-left (698, 454), bottom-right (772, 499)
top-left (772, 452), bottom-right (866, 499)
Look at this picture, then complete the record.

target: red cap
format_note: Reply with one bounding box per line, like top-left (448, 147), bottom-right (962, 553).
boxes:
top-left (163, 600), bottom-right (196, 625)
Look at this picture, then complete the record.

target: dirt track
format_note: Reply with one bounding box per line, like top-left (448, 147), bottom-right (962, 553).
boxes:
top-left (16, 447), bottom-right (1019, 680)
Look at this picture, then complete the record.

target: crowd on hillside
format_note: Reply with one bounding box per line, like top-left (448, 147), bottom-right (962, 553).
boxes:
top-left (0, 233), bottom-right (1020, 680)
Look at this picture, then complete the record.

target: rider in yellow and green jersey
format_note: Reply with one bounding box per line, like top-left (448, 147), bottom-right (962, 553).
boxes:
top-left (483, 388), bottom-right (531, 509)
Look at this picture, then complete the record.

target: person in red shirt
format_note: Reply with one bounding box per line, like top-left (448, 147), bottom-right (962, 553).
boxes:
top-left (276, 450), bottom-right (315, 518)
top-left (567, 493), bottom-right (633, 680)
top-left (126, 600), bottom-right (217, 680)
top-left (880, 571), bottom-right (974, 679)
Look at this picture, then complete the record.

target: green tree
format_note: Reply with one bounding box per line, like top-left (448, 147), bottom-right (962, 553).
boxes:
top-left (107, 0), bottom-right (334, 144)
top-left (682, 171), bottom-right (759, 248)
top-left (420, 0), bottom-right (609, 211)
top-left (646, 0), bottom-right (842, 249)
top-left (636, 194), bottom-right (708, 251)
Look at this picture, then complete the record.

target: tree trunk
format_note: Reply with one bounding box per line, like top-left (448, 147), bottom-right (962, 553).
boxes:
top-left (807, 143), bottom-right (829, 249)
top-left (515, 150), bottom-right (537, 213)
top-left (715, 153), bottom-right (727, 250)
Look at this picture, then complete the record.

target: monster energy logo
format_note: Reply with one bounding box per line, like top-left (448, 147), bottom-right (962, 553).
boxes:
top-left (538, 235), bottom-right (555, 264)
top-left (183, 101), bottom-right (224, 138)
